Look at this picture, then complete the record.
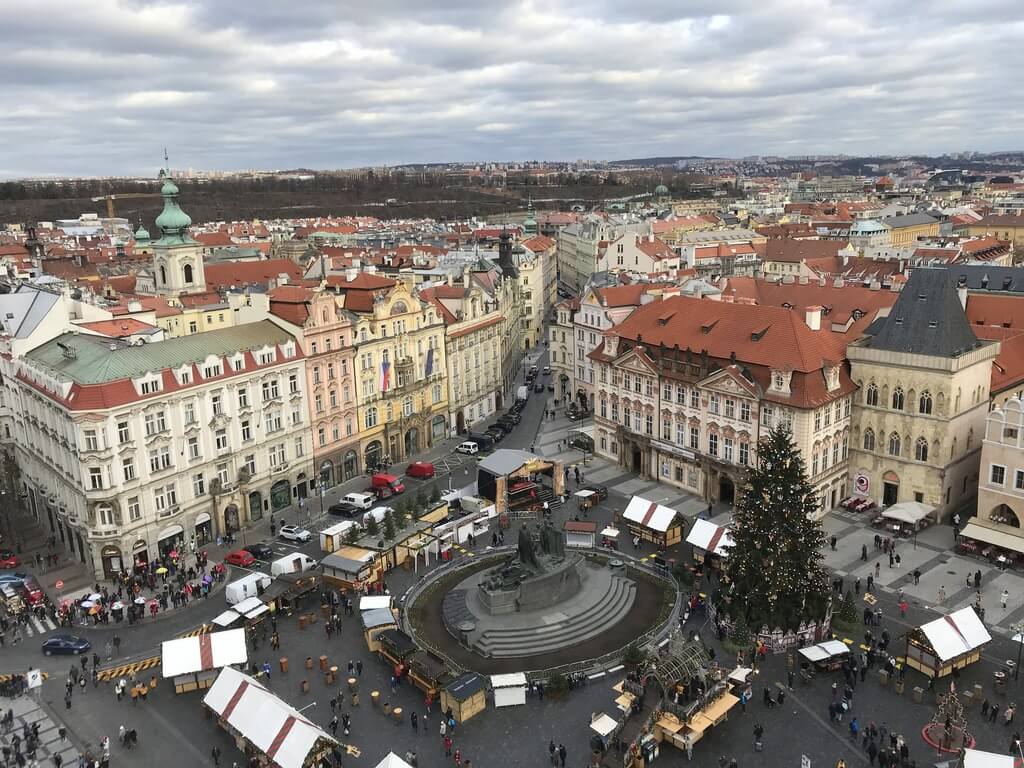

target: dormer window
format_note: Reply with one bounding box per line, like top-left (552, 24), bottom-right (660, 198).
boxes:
top-left (773, 373), bottom-right (784, 389)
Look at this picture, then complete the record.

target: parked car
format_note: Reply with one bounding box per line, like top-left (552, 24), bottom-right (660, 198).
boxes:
top-left (225, 550), bottom-right (256, 567)
top-left (496, 420), bottom-right (517, 433)
top-left (580, 484), bottom-right (609, 501)
top-left (0, 550), bottom-right (18, 569)
top-left (485, 425), bottom-right (506, 442)
top-left (543, 366), bottom-right (551, 375)
top-left (279, 525), bottom-right (311, 543)
top-left (510, 400), bottom-right (525, 414)
top-left (406, 461), bottom-right (435, 479)
top-left (340, 492), bottom-right (375, 510)
top-left (0, 572), bottom-right (27, 587)
top-left (328, 502), bottom-right (362, 518)
top-left (466, 433), bottom-right (494, 451)
top-left (370, 484), bottom-right (394, 500)
top-left (501, 411), bottom-right (521, 425)
top-left (456, 441), bottom-right (479, 455)
top-left (42, 635), bottom-right (90, 656)
top-left (534, 382), bottom-right (544, 393)
top-left (244, 543), bottom-right (274, 561)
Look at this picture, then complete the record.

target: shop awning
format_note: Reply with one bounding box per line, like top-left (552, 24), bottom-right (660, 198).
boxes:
top-left (162, 628), bottom-right (247, 678)
top-left (685, 518), bottom-right (733, 556)
top-left (623, 495), bottom-right (678, 533)
top-left (963, 749), bottom-right (1014, 768)
top-left (919, 607), bottom-right (991, 662)
top-left (881, 501), bottom-right (935, 524)
top-left (203, 667), bottom-right (337, 768)
top-left (574, 489), bottom-right (596, 498)
top-left (959, 521), bottom-right (1024, 554)
top-left (212, 610), bottom-right (243, 628)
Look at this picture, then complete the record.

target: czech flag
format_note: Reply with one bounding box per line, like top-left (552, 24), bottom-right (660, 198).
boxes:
top-left (380, 360), bottom-right (391, 391)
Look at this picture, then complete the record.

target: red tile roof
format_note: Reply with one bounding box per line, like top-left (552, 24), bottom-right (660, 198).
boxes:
top-left (520, 235), bottom-right (556, 252)
top-left (965, 214), bottom-right (1024, 228)
top-left (204, 259), bottom-right (303, 290)
top-left (110, 296), bottom-right (182, 318)
top-left (179, 291), bottom-right (224, 308)
top-left (77, 318), bottom-right (160, 337)
top-left (194, 231), bottom-right (235, 247)
top-left (764, 239), bottom-right (848, 263)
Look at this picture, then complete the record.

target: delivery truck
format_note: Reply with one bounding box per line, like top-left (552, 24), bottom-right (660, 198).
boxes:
top-left (516, 385), bottom-right (529, 401)
top-left (225, 572), bottom-right (271, 605)
top-left (270, 553), bottom-right (318, 577)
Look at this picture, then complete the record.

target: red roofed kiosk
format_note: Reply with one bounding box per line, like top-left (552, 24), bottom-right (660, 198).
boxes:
top-left (618, 495), bottom-right (684, 548)
top-left (905, 606), bottom-right (991, 678)
top-left (161, 627), bottom-right (247, 694)
top-left (203, 666), bottom-right (338, 768)
top-left (685, 518), bottom-right (733, 570)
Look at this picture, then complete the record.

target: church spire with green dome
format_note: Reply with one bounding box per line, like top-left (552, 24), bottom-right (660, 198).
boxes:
top-left (523, 196), bottom-right (537, 236)
top-left (153, 154), bottom-right (195, 245)
top-left (134, 216), bottom-right (151, 244)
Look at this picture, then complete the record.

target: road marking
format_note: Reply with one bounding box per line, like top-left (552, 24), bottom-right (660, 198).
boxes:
top-left (0, 672), bottom-right (48, 683)
top-left (96, 656), bottom-right (160, 681)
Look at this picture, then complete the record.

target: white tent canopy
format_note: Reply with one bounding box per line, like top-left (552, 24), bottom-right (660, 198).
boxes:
top-left (623, 496), bottom-right (678, 533)
top-left (590, 713), bottom-right (618, 738)
top-left (798, 640), bottom-right (850, 663)
top-left (360, 595), bottom-right (393, 612)
top-left (204, 667), bottom-right (337, 768)
top-left (963, 749), bottom-right (1014, 768)
top-left (601, 527), bottom-right (620, 538)
top-left (162, 628), bottom-right (247, 678)
top-left (490, 672), bottom-right (528, 707)
top-left (685, 518), bottom-right (733, 556)
top-left (919, 606), bottom-right (991, 662)
top-left (574, 489), bottom-right (596, 498)
top-left (881, 501), bottom-right (935, 524)
top-left (375, 753), bottom-right (415, 768)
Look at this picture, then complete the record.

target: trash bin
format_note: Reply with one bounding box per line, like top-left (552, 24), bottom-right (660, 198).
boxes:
top-left (301, 680), bottom-right (310, 693)
top-left (371, 690), bottom-right (380, 708)
top-left (319, 655), bottom-right (328, 671)
top-left (348, 677), bottom-right (358, 692)
top-left (280, 657), bottom-right (289, 673)
top-left (894, 679), bottom-right (904, 695)
top-left (994, 670), bottom-right (1007, 695)
top-left (913, 686), bottom-right (924, 703)
top-left (878, 670), bottom-right (889, 687)
top-left (305, 656), bottom-right (314, 670)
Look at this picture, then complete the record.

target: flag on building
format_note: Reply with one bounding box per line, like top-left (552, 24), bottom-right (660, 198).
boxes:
top-left (380, 360), bottom-right (391, 391)
top-left (425, 347), bottom-right (434, 377)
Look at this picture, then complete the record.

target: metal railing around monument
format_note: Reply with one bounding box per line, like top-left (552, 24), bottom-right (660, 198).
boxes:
top-left (399, 545), bottom-right (685, 684)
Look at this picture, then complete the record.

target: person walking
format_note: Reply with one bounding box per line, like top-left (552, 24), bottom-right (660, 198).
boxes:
top-left (753, 723), bottom-right (764, 750)
top-left (938, 586), bottom-right (947, 605)
top-left (356, 660), bottom-right (363, 676)
top-left (874, 562), bottom-right (880, 578)
top-left (411, 711), bottom-right (418, 732)
top-left (861, 545), bottom-right (868, 562)
top-left (913, 569), bottom-right (921, 585)
top-left (855, 577), bottom-right (861, 595)
top-left (330, 716), bottom-right (339, 736)
top-left (1002, 590), bottom-right (1010, 611)
top-left (558, 744), bottom-right (567, 768)
top-left (830, 536), bottom-right (837, 551)
top-left (211, 746), bottom-right (221, 766)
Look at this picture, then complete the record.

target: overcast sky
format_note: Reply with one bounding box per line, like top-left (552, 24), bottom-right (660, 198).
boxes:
top-left (3, 0), bottom-right (1022, 177)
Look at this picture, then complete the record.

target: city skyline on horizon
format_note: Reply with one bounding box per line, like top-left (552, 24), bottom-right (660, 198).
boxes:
top-left (3, 0), bottom-right (1023, 178)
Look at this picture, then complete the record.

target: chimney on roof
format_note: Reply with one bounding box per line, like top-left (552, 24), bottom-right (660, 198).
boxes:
top-left (869, 280), bottom-right (881, 291)
top-left (345, 267), bottom-right (357, 282)
top-left (805, 305), bottom-right (822, 331)
top-left (127, 300), bottom-right (142, 313)
top-left (278, 274), bottom-right (289, 286)
top-left (818, 276), bottom-right (827, 287)
top-left (958, 282), bottom-right (968, 310)
top-left (799, 275), bottom-right (809, 285)
top-left (833, 277), bottom-right (845, 288)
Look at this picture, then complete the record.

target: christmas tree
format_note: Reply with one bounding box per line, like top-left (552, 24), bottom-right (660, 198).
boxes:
top-left (723, 425), bottom-right (831, 632)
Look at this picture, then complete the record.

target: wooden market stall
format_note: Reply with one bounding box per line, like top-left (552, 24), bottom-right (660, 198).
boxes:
top-left (563, 520), bottom-right (597, 549)
top-left (320, 547), bottom-right (382, 591)
top-left (162, 628), bottom-right (248, 694)
top-left (361, 606), bottom-right (398, 653)
top-left (905, 606), bottom-right (991, 678)
top-left (203, 666), bottom-right (338, 768)
top-left (798, 640), bottom-right (850, 674)
top-left (875, 501), bottom-right (935, 537)
top-left (440, 672), bottom-right (486, 724)
top-left (685, 518), bottom-right (733, 569)
top-left (405, 650), bottom-right (449, 697)
top-left (619, 495), bottom-right (684, 548)
top-left (259, 572), bottom-right (318, 615)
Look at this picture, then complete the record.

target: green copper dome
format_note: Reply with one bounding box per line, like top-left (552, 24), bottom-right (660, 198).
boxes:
top-left (134, 222), bottom-right (151, 242)
top-left (655, 184), bottom-right (669, 195)
top-left (154, 170), bottom-right (192, 240)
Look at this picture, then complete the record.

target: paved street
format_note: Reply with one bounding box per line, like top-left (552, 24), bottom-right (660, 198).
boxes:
top-left (6, 348), bottom-right (1024, 767)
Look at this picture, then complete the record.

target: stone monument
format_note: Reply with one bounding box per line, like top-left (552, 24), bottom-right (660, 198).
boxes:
top-left (478, 523), bottom-right (584, 614)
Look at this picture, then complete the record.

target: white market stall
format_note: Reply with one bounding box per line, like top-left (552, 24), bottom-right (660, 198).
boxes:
top-left (879, 501), bottom-right (935, 535)
top-left (600, 526), bottom-right (621, 549)
top-left (963, 748), bottom-right (1015, 768)
top-left (590, 712), bottom-right (619, 749)
top-left (320, 520), bottom-right (358, 553)
top-left (574, 488), bottom-right (598, 512)
top-left (685, 518), bottom-right (733, 569)
top-left (797, 640), bottom-right (850, 672)
top-left (618, 495), bottom-right (684, 548)
top-left (490, 672), bottom-right (528, 707)
top-left (375, 753), bottom-right (415, 768)
top-left (203, 666), bottom-right (338, 768)
top-left (563, 520), bottom-right (597, 549)
top-left (162, 628), bottom-right (247, 694)
top-left (905, 606), bottom-right (991, 678)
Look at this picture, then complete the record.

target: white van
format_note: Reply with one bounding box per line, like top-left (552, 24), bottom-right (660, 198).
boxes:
top-left (270, 553), bottom-right (318, 577)
top-left (341, 492), bottom-right (375, 510)
top-left (363, 506), bottom-right (394, 527)
top-left (456, 441), bottom-right (479, 455)
top-left (225, 572), bottom-right (271, 605)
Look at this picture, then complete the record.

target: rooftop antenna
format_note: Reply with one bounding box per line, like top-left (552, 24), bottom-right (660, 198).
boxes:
top-left (164, 147), bottom-right (170, 172)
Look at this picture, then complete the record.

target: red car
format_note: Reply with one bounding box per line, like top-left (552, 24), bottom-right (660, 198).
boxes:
top-left (224, 550), bottom-right (255, 567)
top-left (0, 550), bottom-right (18, 569)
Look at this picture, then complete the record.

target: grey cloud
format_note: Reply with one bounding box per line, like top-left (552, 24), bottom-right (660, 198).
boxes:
top-left (0, 0), bottom-right (1021, 177)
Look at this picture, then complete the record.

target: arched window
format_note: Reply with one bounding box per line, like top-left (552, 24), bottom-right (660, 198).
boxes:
top-left (866, 383), bottom-right (879, 406)
top-left (159, 265), bottom-right (167, 285)
top-left (919, 391), bottom-right (932, 414)
top-left (364, 406), bottom-right (377, 429)
top-left (888, 432), bottom-right (901, 456)
top-left (863, 429), bottom-right (875, 451)
top-left (183, 263), bottom-right (194, 284)
top-left (915, 437), bottom-right (929, 462)
top-left (892, 387), bottom-right (905, 411)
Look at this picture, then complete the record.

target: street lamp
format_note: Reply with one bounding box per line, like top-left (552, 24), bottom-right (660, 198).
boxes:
top-left (1012, 622), bottom-right (1024, 680)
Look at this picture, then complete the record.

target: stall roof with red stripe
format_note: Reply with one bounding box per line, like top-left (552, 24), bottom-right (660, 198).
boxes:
top-left (919, 606), bottom-right (991, 662)
top-left (203, 666), bottom-right (337, 768)
top-left (161, 627), bottom-right (248, 678)
top-left (685, 518), bottom-right (734, 556)
top-left (622, 496), bottom-right (679, 533)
